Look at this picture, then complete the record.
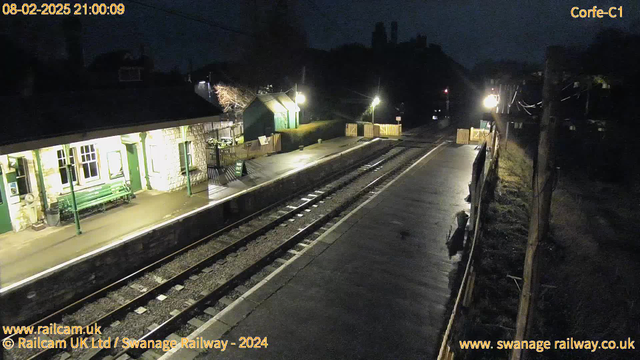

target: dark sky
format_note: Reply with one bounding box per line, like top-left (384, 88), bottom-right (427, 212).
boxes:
top-left (9, 0), bottom-right (640, 72)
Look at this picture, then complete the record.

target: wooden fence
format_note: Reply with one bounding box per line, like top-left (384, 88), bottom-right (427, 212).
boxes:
top-left (456, 129), bottom-right (470, 144)
top-left (438, 129), bottom-right (500, 360)
top-left (362, 124), bottom-right (402, 138)
top-left (470, 127), bottom-right (491, 144)
top-left (345, 123), bottom-right (357, 137)
top-left (208, 133), bottom-right (281, 168)
top-left (378, 124), bottom-right (402, 136)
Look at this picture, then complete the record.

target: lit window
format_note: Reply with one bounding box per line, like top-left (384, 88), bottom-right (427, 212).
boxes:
top-left (178, 142), bottom-right (192, 172)
top-left (107, 151), bottom-right (124, 179)
top-left (14, 157), bottom-right (31, 195)
top-left (80, 144), bottom-right (100, 180)
top-left (57, 149), bottom-right (78, 186)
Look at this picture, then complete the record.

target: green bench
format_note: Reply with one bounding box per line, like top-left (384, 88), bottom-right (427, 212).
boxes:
top-left (57, 179), bottom-right (133, 219)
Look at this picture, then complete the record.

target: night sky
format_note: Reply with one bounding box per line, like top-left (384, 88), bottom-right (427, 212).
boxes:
top-left (7, 0), bottom-right (640, 72)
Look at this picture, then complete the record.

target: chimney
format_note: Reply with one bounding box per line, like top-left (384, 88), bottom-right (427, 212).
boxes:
top-left (390, 21), bottom-right (398, 45)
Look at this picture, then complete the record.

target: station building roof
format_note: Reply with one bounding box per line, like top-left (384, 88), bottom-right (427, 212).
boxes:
top-left (0, 86), bottom-right (221, 154)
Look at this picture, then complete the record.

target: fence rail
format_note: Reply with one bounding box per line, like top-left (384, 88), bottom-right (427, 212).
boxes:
top-left (438, 128), bottom-right (500, 360)
top-left (208, 133), bottom-right (281, 169)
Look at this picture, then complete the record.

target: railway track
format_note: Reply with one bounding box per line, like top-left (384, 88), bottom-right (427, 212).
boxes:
top-left (3, 140), bottom-right (444, 360)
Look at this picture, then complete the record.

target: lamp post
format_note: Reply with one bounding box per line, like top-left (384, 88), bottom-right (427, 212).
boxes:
top-left (292, 83), bottom-right (306, 128)
top-left (444, 87), bottom-right (450, 117)
top-left (371, 96), bottom-right (381, 124)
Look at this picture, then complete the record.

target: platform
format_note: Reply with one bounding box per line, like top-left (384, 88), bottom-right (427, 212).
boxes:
top-left (0, 136), bottom-right (370, 287)
top-left (173, 143), bottom-right (477, 360)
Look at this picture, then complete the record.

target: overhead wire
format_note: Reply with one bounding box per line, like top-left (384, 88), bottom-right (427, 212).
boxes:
top-left (125, 0), bottom-right (254, 37)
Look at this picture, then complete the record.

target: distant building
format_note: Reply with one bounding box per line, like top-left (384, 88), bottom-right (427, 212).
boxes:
top-left (390, 21), bottom-right (398, 45)
top-left (243, 93), bottom-right (299, 141)
top-left (0, 87), bottom-right (220, 233)
top-left (87, 49), bottom-right (153, 87)
top-left (372, 22), bottom-right (387, 49)
top-left (416, 34), bottom-right (427, 49)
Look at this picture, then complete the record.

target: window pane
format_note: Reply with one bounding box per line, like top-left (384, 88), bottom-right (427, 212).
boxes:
top-left (179, 143), bottom-right (186, 170)
top-left (60, 168), bottom-right (69, 185)
top-left (89, 162), bottom-right (98, 177)
top-left (16, 158), bottom-right (26, 176)
top-left (18, 178), bottom-right (29, 195)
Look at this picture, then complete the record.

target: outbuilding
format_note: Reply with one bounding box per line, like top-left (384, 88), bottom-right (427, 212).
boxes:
top-left (242, 93), bottom-right (300, 141)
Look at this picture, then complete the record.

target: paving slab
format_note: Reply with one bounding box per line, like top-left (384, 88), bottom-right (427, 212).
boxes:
top-left (191, 144), bottom-right (476, 360)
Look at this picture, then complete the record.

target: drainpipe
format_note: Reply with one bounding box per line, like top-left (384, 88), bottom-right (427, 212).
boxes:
top-left (139, 132), bottom-right (152, 190)
top-left (34, 149), bottom-right (48, 211)
top-left (64, 144), bottom-right (81, 235)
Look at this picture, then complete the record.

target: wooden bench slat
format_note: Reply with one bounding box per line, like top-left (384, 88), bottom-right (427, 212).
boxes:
top-left (57, 180), bottom-right (132, 217)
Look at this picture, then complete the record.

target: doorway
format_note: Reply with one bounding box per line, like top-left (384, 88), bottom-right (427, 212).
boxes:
top-left (0, 168), bottom-right (13, 234)
top-left (125, 144), bottom-right (142, 193)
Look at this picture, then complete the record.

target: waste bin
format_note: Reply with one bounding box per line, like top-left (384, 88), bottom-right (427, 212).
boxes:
top-left (45, 206), bottom-right (60, 227)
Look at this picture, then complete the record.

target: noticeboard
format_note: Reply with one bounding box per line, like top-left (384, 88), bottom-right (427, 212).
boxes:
top-left (234, 160), bottom-right (247, 177)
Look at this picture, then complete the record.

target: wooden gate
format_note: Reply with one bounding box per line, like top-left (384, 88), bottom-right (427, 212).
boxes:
top-left (345, 123), bottom-right (357, 137)
top-left (378, 124), bottom-right (402, 136)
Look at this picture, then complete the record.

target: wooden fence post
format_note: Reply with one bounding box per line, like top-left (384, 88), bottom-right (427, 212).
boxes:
top-left (511, 46), bottom-right (563, 360)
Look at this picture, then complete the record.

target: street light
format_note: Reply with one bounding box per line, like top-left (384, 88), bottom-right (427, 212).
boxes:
top-left (444, 87), bottom-right (450, 116)
top-left (292, 83), bottom-right (305, 127)
top-left (295, 92), bottom-right (306, 104)
top-left (371, 96), bottom-right (380, 124)
top-left (483, 94), bottom-right (499, 109)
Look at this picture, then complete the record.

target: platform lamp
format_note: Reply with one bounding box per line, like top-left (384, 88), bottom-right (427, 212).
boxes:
top-left (371, 96), bottom-right (381, 124)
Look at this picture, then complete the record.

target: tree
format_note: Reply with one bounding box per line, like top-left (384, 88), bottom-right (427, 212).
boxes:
top-left (214, 83), bottom-right (254, 114)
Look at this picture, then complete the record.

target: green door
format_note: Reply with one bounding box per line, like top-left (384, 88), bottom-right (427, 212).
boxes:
top-left (0, 169), bottom-right (13, 234)
top-left (125, 144), bottom-right (142, 193)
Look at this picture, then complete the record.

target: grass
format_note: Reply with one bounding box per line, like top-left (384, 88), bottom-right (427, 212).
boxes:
top-left (453, 139), bottom-right (640, 360)
top-left (534, 170), bottom-right (640, 359)
top-left (453, 141), bottom-right (532, 360)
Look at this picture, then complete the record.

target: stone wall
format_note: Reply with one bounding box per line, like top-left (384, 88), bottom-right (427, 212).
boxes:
top-left (146, 124), bottom-right (207, 192)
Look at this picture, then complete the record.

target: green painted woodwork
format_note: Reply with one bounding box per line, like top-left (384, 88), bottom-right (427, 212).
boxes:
top-left (125, 144), bottom-right (142, 193)
top-left (0, 169), bottom-right (13, 234)
top-left (57, 179), bottom-right (132, 219)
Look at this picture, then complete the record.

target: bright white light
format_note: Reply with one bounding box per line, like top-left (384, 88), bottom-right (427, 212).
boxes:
top-left (295, 92), bottom-right (306, 104)
top-left (372, 96), bottom-right (381, 107)
top-left (483, 95), bottom-right (499, 109)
